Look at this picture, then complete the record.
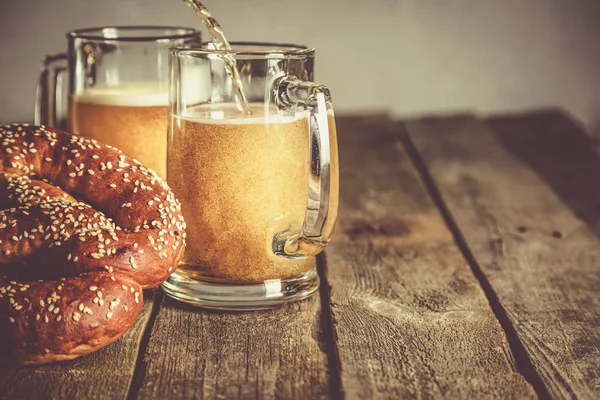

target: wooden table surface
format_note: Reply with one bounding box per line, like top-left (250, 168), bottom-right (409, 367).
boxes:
top-left (1, 110), bottom-right (599, 400)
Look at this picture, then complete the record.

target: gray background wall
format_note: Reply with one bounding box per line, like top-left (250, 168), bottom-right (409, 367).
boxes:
top-left (1, 0), bottom-right (599, 132)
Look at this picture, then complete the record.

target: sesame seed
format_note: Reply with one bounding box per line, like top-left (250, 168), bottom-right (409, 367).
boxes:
top-left (89, 286), bottom-right (98, 291)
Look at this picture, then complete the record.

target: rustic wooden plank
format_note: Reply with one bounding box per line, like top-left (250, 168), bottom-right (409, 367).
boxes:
top-left (326, 116), bottom-right (535, 399)
top-left (0, 291), bottom-right (157, 400)
top-left (405, 110), bottom-right (600, 399)
top-left (135, 292), bottom-right (329, 400)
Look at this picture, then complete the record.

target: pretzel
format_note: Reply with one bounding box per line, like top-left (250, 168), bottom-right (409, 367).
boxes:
top-left (0, 124), bottom-right (186, 365)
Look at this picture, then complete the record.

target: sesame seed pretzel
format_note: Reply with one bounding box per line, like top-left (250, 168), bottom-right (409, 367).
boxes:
top-left (0, 124), bottom-right (186, 364)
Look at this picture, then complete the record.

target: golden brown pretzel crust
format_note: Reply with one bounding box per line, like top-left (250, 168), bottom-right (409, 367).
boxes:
top-left (0, 124), bottom-right (186, 364)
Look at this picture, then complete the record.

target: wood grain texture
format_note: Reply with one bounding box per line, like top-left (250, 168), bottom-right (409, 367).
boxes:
top-left (135, 294), bottom-right (328, 400)
top-left (406, 110), bottom-right (600, 399)
top-left (0, 291), bottom-right (157, 400)
top-left (327, 116), bottom-right (535, 399)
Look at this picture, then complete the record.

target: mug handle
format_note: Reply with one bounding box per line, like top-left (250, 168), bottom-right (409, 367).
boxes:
top-left (34, 52), bottom-right (68, 129)
top-left (272, 75), bottom-right (339, 257)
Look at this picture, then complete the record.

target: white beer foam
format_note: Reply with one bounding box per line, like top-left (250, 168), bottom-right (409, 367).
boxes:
top-left (181, 103), bottom-right (304, 125)
top-left (73, 84), bottom-right (169, 107)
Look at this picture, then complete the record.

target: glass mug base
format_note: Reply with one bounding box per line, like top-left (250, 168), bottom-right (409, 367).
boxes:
top-left (161, 268), bottom-right (320, 311)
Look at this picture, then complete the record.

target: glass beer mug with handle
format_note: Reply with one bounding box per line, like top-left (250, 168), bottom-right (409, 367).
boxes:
top-left (35, 26), bottom-right (201, 179)
top-left (163, 43), bottom-right (339, 310)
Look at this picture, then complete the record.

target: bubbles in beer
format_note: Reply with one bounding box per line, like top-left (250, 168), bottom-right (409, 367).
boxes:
top-left (168, 103), bottom-right (313, 281)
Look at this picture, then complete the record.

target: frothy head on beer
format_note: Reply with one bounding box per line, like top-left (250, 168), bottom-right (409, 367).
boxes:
top-left (73, 84), bottom-right (169, 107)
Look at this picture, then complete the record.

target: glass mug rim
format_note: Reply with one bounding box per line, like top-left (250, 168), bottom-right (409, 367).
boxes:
top-left (171, 41), bottom-right (315, 57)
top-left (67, 26), bottom-right (199, 42)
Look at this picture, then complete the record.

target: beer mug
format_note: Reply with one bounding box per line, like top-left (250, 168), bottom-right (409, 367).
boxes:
top-left (163, 43), bottom-right (339, 310)
top-left (35, 26), bottom-right (201, 179)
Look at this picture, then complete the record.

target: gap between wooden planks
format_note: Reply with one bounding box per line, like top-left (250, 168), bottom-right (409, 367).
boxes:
top-left (405, 110), bottom-right (600, 399)
top-left (0, 291), bottom-right (157, 400)
top-left (325, 116), bottom-right (535, 399)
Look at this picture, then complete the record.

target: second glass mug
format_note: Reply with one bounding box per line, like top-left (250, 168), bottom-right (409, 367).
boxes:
top-left (162, 43), bottom-right (339, 310)
top-left (35, 26), bottom-right (201, 179)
